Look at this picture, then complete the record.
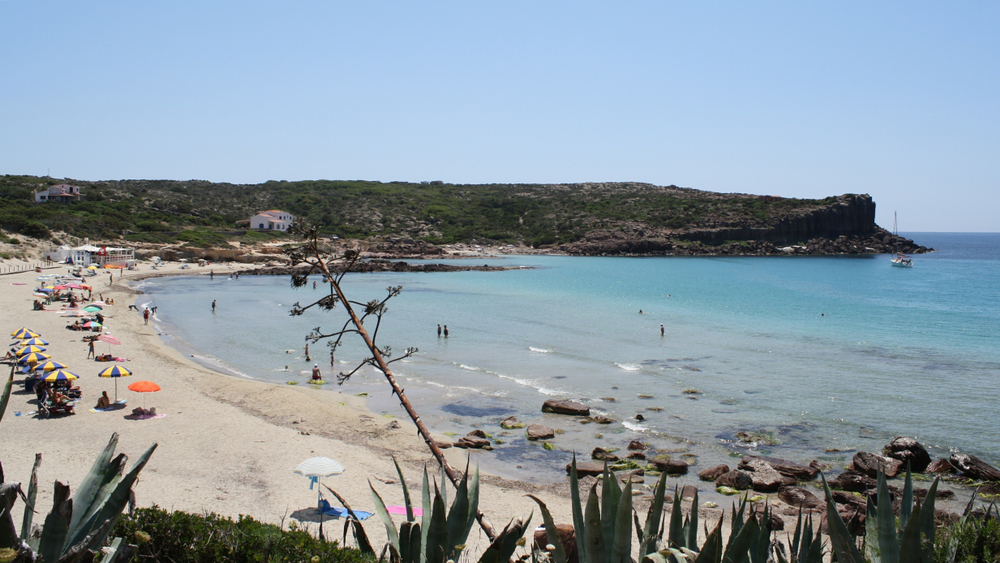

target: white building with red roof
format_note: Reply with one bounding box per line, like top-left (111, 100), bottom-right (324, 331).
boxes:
top-left (249, 210), bottom-right (294, 231)
top-left (35, 184), bottom-right (83, 203)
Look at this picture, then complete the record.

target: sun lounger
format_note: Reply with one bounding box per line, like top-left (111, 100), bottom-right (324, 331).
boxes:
top-left (318, 499), bottom-right (371, 520)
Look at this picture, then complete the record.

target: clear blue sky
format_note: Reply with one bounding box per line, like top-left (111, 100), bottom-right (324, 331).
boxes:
top-left (2, 2), bottom-right (997, 232)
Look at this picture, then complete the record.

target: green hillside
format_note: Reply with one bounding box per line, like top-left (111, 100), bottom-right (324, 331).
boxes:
top-left (0, 175), bottom-right (839, 247)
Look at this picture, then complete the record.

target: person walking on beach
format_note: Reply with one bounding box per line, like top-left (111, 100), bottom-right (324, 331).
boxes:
top-left (211, 300), bottom-right (216, 313)
top-left (443, 325), bottom-right (449, 337)
top-left (87, 339), bottom-right (95, 358)
top-left (311, 364), bottom-right (322, 381)
top-left (437, 324), bottom-right (442, 337)
top-left (143, 308), bottom-right (150, 325)
top-left (660, 324), bottom-right (664, 336)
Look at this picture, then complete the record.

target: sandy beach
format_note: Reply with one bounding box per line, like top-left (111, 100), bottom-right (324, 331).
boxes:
top-left (0, 262), bottom-right (575, 553)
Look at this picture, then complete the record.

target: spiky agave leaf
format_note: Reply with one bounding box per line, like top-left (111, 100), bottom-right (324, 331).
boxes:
top-left (569, 455), bottom-right (589, 563)
top-left (876, 470), bottom-right (899, 563)
top-left (477, 513), bottom-right (533, 563)
top-left (370, 480), bottom-right (400, 552)
top-left (900, 462), bottom-right (914, 530)
top-left (392, 457), bottom-right (415, 522)
top-left (640, 470), bottom-right (669, 558)
top-left (584, 482), bottom-right (605, 563)
top-left (610, 480), bottom-right (633, 563)
top-left (0, 370), bottom-right (13, 424)
top-left (20, 454), bottom-right (41, 542)
top-left (821, 473), bottom-right (865, 563)
top-left (527, 494), bottom-right (567, 563)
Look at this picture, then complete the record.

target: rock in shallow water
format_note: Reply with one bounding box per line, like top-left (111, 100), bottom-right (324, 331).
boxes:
top-left (542, 399), bottom-right (590, 416)
top-left (526, 424), bottom-right (555, 441)
top-left (715, 470), bottom-right (753, 490)
top-left (699, 464), bottom-right (730, 482)
top-left (850, 451), bottom-right (904, 478)
top-left (738, 458), bottom-right (793, 492)
top-left (949, 454), bottom-right (1000, 481)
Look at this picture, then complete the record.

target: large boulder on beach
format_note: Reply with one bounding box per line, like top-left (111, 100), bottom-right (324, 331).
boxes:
top-left (738, 458), bottom-right (793, 492)
top-left (744, 455), bottom-right (819, 481)
top-left (715, 470), bottom-right (753, 490)
top-left (926, 459), bottom-right (956, 474)
top-left (698, 464), bottom-right (730, 481)
top-left (543, 399), bottom-right (590, 416)
top-left (526, 424), bottom-right (555, 441)
top-left (883, 437), bottom-right (932, 472)
top-left (829, 471), bottom-right (876, 492)
top-left (949, 454), bottom-right (1000, 481)
top-left (850, 452), bottom-right (904, 478)
top-left (569, 461), bottom-right (606, 477)
top-left (591, 447), bottom-right (619, 462)
top-left (778, 486), bottom-right (823, 508)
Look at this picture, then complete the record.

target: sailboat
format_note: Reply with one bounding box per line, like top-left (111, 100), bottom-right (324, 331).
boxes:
top-left (890, 211), bottom-right (913, 268)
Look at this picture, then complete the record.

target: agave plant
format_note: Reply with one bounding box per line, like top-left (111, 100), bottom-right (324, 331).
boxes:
top-left (773, 509), bottom-right (824, 563)
top-left (821, 462), bottom-right (941, 563)
top-left (330, 457), bottom-right (531, 563)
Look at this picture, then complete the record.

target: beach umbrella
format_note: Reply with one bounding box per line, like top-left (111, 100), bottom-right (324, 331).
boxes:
top-left (11, 328), bottom-right (40, 339)
top-left (82, 321), bottom-right (102, 329)
top-left (127, 380), bottom-right (160, 410)
top-left (294, 457), bottom-right (346, 508)
top-left (14, 345), bottom-right (46, 356)
top-left (19, 338), bottom-right (49, 346)
top-left (44, 370), bottom-right (80, 382)
top-left (84, 306), bottom-right (102, 313)
top-left (87, 265), bottom-right (98, 269)
top-left (37, 360), bottom-right (68, 372)
top-left (18, 352), bottom-right (51, 364)
top-left (99, 365), bottom-right (132, 402)
top-left (98, 334), bottom-right (121, 355)
top-left (91, 300), bottom-right (107, 306)
top-left (53, 285), bottom-right (72, 290)
top-left (61, 311), bottom-right (89, 317)
top-left (37, 288), bottom-right (53, 294)
top-left (33, 292), bottom-right (49, 298)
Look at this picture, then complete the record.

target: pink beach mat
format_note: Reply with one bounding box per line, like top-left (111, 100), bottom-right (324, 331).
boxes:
top-left (386, 506), bottom-right (423, 517)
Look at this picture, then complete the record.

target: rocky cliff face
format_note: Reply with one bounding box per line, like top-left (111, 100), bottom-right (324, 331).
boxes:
top-left (559, 194), bottom-right (931, 256)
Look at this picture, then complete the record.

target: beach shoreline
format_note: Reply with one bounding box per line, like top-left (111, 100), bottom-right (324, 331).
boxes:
top-left (0, 262), bottom-right (576, 553)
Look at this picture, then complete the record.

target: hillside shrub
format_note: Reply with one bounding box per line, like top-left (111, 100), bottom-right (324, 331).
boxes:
top-left (113, 506), bottom-right (374, 563)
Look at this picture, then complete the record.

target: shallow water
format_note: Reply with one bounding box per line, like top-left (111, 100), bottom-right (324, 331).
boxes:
top-left (137, 233), bottom-right (1000, 484)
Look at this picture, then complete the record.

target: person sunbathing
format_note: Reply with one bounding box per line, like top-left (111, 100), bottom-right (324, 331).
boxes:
top-left (95, 391), bottom-right (111, 410)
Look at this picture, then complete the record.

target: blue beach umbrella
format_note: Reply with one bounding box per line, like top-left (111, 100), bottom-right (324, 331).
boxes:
top-left (18, 352), bottom-right (51, 364)
top-left (19, 338), bottom-right (49, 346)
top-left (44, 370), bottom-right (80, 382)
top-left (36, 360), bottom-right (68, 372)
top-left (98, 365), bottom-right (133, 402)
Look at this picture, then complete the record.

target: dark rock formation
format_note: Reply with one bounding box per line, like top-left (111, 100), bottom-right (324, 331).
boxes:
top-left (627, 440), bottom-right (647, 450)
top-left (526, 424), bottom-right (555, 441)
top-left (591, 447), bottom-right (619, 462)
top-left (738, 458), bottom-right (794, 492)
top-left (454, 433), bottom-right (491, 449)
top-left (883, 437), bottom-right (932, 472)
top-left (926, 459), bottom-right (956, 474)
top-left (850, 452), bottom-right (904, 478)
top-left (499, 416), bottom-right (524, 429)
top-left (542, 399), bottom-right (590, 416)
top-left (698, 464), bottom-right (730, 482)
top-left (743, 455), bottom-right (819, 481)
top-left (716, 470), bottom-right (753, 490)
top-left (829, 471), bottom-right (876, 492)
top-left (681, 485), bottom-right (699, 500)
top-left (651, 458), bottom-right (689, 475)
top-left (778, 486), bottom-right (823, 508)
top-left (569, 461), bottom-right (606, 477)
top-left (949, 454), bottom-right (1000, 481)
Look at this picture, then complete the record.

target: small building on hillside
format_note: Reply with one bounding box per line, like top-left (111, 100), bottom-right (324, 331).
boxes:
top-left (249, 210), bottom-right (294, 231)
top-left (35, 184), bottom-right (83, 203)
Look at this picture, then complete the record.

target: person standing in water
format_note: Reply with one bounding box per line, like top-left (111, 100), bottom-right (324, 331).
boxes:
top-left (210, 270), bottom-right (214, 280)
top-left (437, 324), bottom-right (442, 337)
top-left (660, 324), bottom-right (664, 336)
top-left (211, 300), bottom-right (216, 313)
top-left (443, 325), bottom-right (449, 337)
top-left (304, 343), bottom-right (310, 362)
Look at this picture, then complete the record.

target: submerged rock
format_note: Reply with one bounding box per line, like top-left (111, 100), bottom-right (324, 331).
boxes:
top-left (542, 399), bottom-right (590, 416)
top-left (744, 455), bottom-right (819, 481)
top-left (500, 416), bottom-right (525, 429)
top-left (591, 447), bottom-right (619, 462)
top-left (651, 458), bottom-right (689, 475)
top-left (569, 461), bottom-right (606, 477)
top-left (926, 459), bottom-right (956, 474)
top-left (526, 424), bottom-right (555, 441)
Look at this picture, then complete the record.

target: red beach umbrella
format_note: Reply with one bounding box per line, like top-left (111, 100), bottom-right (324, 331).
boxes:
top-left (127, 380), bottom-right (161, 411)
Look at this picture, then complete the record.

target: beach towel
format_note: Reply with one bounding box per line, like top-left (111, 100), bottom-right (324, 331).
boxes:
top-left (90, 404), bottom-right (126, 412)
top-left (386, 505), bottom-right (424, 517)
top-left (318, 499), bottom-right (371, 520)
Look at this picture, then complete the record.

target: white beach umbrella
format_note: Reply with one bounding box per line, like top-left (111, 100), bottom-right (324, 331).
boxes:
top-left (294, 457), bottom-right (345, 510)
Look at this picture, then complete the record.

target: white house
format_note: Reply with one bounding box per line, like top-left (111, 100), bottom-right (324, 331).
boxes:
top-left (249, 210), bottom-right (294, 231)
top-left (35, 184), bottom-right (83, 203)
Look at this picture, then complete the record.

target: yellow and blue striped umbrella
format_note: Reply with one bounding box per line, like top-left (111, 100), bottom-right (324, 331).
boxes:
top-left (37, 360), bottom-right (68, 372)
top-left (14, 345), bottom-right (46, 356)
top-left (18, 352), bottom-right (51, 364)
top-left (98, 366), bottom-right (132, 378)
top-left (19, 338), bottom-right (49, 346)
top-left (44, 369), bottom-right (80, 382)
top-left (11, 328), bottom-right (40, 339)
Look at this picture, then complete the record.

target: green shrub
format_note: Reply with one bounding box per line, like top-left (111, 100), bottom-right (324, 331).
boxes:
top-left (113, 506), bottom-right (374, 563)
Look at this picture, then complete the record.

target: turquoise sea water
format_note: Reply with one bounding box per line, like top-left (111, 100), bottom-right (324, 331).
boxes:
top-left (137, 233), bottom-right (1000, 483)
